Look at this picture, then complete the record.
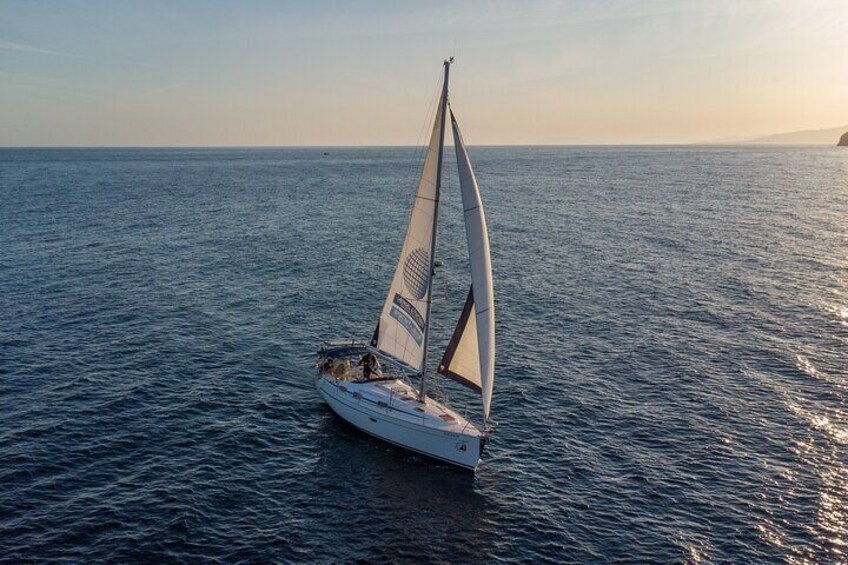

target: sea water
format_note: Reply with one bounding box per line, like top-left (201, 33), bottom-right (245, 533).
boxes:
top-left (1, 146), bottom-right (846, 563)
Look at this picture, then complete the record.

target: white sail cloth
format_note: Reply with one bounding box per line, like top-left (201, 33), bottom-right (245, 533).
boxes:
top-left (438, 111), bottom-right (496, 420)
top-left (372, 82), bottom-right (447, 371)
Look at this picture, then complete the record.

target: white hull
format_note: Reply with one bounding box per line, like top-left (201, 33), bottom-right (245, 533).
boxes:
top-left (316, 376), bottom-right (483, 471)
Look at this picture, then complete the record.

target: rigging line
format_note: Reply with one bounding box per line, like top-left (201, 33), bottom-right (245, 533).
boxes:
top-left (405, 67), bottom-right (443, 194)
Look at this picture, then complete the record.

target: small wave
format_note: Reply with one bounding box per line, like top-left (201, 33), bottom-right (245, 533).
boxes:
top-left (793, 352), bottom-right (846, 392)
top-left (821, 301), bottom-right (848, 327)
top-left (795, 354), bottom-right (820, 380)
top-left (785, 401), bottom-right (848, 445)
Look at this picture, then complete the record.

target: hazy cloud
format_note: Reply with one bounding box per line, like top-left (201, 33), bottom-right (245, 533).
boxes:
top-left (0, 40), bottom-right (85, 59)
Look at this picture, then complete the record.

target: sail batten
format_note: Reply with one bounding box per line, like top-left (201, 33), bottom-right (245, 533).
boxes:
top-left (438, 110), bottom-right (496, 421)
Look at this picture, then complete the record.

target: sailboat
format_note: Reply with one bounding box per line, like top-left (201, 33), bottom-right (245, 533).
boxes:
top-left (315, 58), bottom-right (495, 471)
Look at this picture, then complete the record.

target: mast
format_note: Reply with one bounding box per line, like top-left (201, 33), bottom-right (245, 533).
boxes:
top-left (418, 58), bottom-right (451, 402)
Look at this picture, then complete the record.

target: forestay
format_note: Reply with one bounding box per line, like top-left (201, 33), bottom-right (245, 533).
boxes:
top-left (437, 111), bottom-right (496, 420)
top-left (371, 77), bottom-right (448, 372)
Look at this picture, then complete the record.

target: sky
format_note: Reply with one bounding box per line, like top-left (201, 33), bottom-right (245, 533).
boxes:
top-left (1, 0), bottom-right (847, 146)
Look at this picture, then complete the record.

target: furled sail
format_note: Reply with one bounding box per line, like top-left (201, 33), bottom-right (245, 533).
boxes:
top-left (371, 72), bottom-right (449, 371)
top-left (438, 110), bottom-right (496, 420)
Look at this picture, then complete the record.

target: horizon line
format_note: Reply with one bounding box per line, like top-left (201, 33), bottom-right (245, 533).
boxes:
top-left (0, 142), bottom-right (840, 150)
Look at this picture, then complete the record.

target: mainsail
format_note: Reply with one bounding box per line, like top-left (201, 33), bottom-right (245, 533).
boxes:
top-left (372, 63), bottom-right (449, 372)
top-left (438, 110), bottom-right (496, 420)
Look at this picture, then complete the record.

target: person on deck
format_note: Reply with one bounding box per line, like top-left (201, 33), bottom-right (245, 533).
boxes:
top-left (358, 352), bottom-right (380, 380)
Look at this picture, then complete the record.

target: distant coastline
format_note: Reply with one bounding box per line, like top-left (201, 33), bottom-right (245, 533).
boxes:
top-left (700, 125), bottom-right (847, 145)
top-left (736, 125), bottom-right (848, 145)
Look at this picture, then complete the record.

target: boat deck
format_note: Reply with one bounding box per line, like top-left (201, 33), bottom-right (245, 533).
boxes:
top-left (320, 377), bottom-right (482, 438)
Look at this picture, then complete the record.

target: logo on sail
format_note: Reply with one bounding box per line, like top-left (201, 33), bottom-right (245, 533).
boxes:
top-left (389, 294), bottom-right (424, 345)
top-left (392, 294), bottom-right (424, 330)
top-left (403, 247), bottom-right (431, 299)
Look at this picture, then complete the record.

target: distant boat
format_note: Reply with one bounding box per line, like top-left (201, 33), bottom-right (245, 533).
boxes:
top-left (315, 58), bottom-right (496, 471)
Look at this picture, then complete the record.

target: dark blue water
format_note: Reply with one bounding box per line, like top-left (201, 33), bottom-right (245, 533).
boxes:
top-left (2, 146), bottom-right (846, 563)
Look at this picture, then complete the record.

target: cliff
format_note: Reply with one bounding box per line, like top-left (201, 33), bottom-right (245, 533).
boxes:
top-left (839, 132), bottom-right (848, 146)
